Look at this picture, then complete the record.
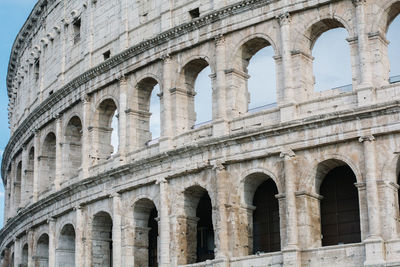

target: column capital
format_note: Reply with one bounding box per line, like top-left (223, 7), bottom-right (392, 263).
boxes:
top-left (118, 74), bottom-right (127, 85)
top-left (352, 0), bottom-right (366, 6)
top-left (160, 53), bottom-right (171, 62)
top-left (212, 160), bottom-right (226, 171)
top-left (81, 93), bottom-right (91, 104)
top-left (110, 192), bottom-right (121, 198)
top-left (156, 177), bottom-right (168, 185)
top-left (359, 134), bottom-right (375, 143)
top-left (214, 34), bottom-right (225, 46)
top-left (277, 12), bottom-right (291, 26)
top-left (47, 217), bottom-right (56, 224)
top-left (73, 204), bottom-right (83, 211)
top-left (280, 148), bottom-right (295, 158)
top-left (52, 113), bottom-right (61, 121)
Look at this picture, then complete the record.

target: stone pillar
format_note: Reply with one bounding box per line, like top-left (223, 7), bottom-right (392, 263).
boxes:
top-left (27, 229), bottom-right (34, 267)
top-left (14, 237), bottom-right (21, 267)
top-left (54, 115), bottom-right (63, 190)
top-left (118, 76), bottom-right (128, 158)
top-left (21, 145), bottom-right (29, 207)
top-left (159, 54), bottom-right (174, 151)
top-left (277, 12), bottom-right (297, 122)
top-left (48, 218), bottom-right (56, 267)
top-left (81, 94), bottom-right (91, 178)
top-left (213, 35), bottom-right (229, 136)
top-left (353, 0), bottom-right (371, 88)
top-left (359, 135), bottom-right (386, 265)
top-left (157, 178), bottom-right (170, 267)
top-left (112, 193), bottom-right (122, 267)
top-left (280, 149), bottom-right (301, 267)
top-left (213, 161), bottom-right (229, 260)
top-left (75, 205), bottom-right (85, 267)
top-left (32, 131), bottom-right (40, 202)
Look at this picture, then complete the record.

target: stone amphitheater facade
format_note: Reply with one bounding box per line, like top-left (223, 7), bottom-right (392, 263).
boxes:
top-left (3, 0), bottom-right (400, 266)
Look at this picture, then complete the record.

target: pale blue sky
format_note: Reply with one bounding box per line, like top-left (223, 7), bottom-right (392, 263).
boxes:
top-left (1, 1), bottom-right (400, 228)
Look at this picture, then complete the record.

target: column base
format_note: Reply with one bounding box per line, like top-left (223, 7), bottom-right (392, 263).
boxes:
top-left (364, 237), bottom-right (386, 266)
top-left (159, 136), bottom-right (173, 152)
top-left (282, 246), bottom-right (301, 267)
top-left (212, 119), bottom-right (229, 137)
top-left (356, 86), bottom-right (375, 107)
top-left (279, 102), bottom-right (297, 123)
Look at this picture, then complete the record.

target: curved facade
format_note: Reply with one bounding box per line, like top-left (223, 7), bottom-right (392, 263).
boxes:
top-left (2, 0), bottom-right (400, 266)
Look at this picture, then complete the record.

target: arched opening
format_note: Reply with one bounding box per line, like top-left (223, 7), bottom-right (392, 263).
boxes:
top-left (243, 173), bottom-right (281, 255)
top-left (178, 186), bottom-right (215, 265)
top-left (25, 147), bottom-right (34, 203)
top-left (252, 179), bottom-right (280, 253)
top-left (92, 212), bottom-right (113, 267)
top-left (133, 198), bottom-right (158, 267)
top-left (235, 38), bottom-right (277, 112)
top-left (56, 224), bottom-right (76, 267)
top-left (40, 133), bottom-right (56, 193)
top-left (10, 252), bottom-right (14, 267)
top-left (136, 78), bottom-right (161, 146)
top-left (387, 7), bottom-right (400, 82)
top-left (319, 165), bottom-right (361, 246)
top-left (64, 116), bottom-right (82, 178)
top-left (35, 234), bottom-right (49, 267)
top-left (95, 99), bottom-right (118, 161)
top-left (179, 58), bottom-right (212, 131)
top-left (194, 65), bottom-right (212, 126)
top-left (310, 20), bottom-right (352, 92)
top-left (21, 244), bottom-right (28, 267)
top-left (15, 161), bottom-right (22, 208)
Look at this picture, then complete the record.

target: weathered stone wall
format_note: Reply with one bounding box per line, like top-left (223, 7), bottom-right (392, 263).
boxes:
top-left (3, 0), bottom-right (400, 266)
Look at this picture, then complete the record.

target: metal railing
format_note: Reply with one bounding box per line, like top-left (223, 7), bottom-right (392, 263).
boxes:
top-left (248, 102), bottom-right (278, 113)
top-left (390, 75), bottom-right (400, 84)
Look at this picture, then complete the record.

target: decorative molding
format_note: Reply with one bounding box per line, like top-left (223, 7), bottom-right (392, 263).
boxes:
top-left (359, 134), bottom-right (375, 143)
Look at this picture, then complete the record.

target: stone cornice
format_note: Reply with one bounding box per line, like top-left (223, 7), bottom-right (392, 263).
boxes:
top-left (3, 0), bottom-right (278, 179)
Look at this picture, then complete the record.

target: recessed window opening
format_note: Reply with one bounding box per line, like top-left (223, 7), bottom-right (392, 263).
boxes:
top-left (387, 15), bottom-right (400, 83)
top-left (34, 60), bottom-right (40, 81)
top-left (194, 65), bottom-right (212, 127)
top-left (73, 18), bottom-right (81, 44)
top-left (103, 50), bottom-right (111, 61)
top-left (189, 8), bottom-right (200, 19)
top-left (149, 84), bottom-right (161, 140)
top-left (111, 111), bottom-right (119, 155)
top-left (196, 193), bottom-right (215, 262)
top-left (247, 46), bottom-right (276, 111)
top-left (312, 28), bottom-right (352, 92)
top-left (320, 165), bottom-right (361, 246)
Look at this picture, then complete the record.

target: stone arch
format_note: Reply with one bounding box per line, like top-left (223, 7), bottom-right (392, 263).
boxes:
top-left (133, 76), bottom-right (161, 146)
top-left (372, 1), bottom-right (400, 34)
top-left (14, 161), bottom-right (22, 208)
top-left (39, 132), bottom-right (56, 194)
top-left (177, 185), bottom-right (215, 265)
top-left (240, 168), bottom-right (282, 200)
top-left (133, 198), bottom-right (158, 267)
top-left (35, 233), bottom-right (49, 267)
top-left (176, 56), bottom-right (214, 131)
top-left (91, 211), bottom-right (113, 267)
top-left (301, 154), bottom-right (363, 193)
top-left (63, 116), bottom-right (82, 179)
top-left (230, 34), bottom-right (279, 110)
top-left (242, 172), bottom-right (281, 255)
top-left (21, 243), bottom-right (28, 267)
top-left (56, 223), bottom-right (75, 267)
top-left (93, 98), bottom-right (119, 161)
top-left (25, 146), bottom-right (34, 203)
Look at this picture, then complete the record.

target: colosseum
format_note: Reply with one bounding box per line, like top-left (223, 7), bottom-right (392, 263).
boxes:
top-left (3, 0), bottom-right (400, 266)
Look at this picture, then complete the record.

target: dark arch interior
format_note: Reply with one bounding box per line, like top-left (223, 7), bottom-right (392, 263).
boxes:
top-left (98, 99), bottom-right (117, 128)
top-left (320, 165), bottom-right (361, 246)
top-left (252, 178), bottom-right (280, 253)
top-left (148, 207), bottom-right (158, 267)
top-left (92, 212), bottom-right (113, 267)
top-left (56, 224), bottom-right (76, 267)
top-left (42, 132), bottom-right (56, 191)
top-left (21, 244), bottom-right (28, 267)
top-left (196, 193), bottom-right (215, 262)
top-left (65, 116), bottom-right (83, 177)
top-left (36, 234), bottom-right (49, 266)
